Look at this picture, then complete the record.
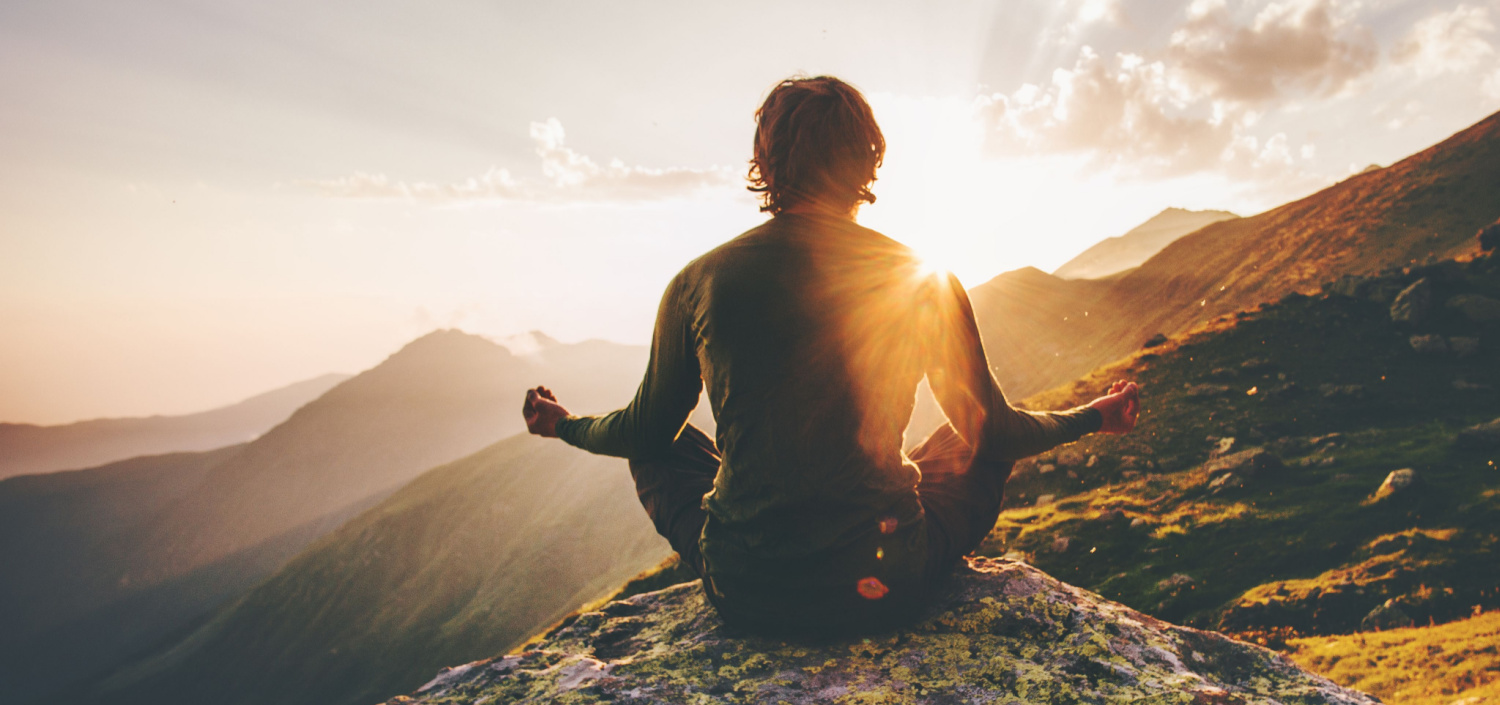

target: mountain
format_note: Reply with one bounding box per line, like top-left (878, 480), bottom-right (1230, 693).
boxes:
top-left (84, 434), bottom-right (670, 705)
top-left (969, 108), bottom-right (1500, 402)
top-left (378, 558), bottom-right (1377, 705)
top-left (1052, 207), bottom-right (1239, 280)
top-left (986, 253), bottom-right (1500, 642)
top-left (0, 329), bottom-right (648, 704)
top-left (0, 373), bottom-right (349, 480)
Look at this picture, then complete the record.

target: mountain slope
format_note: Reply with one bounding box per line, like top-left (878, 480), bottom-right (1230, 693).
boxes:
top-left (984, 254), bottom-right (1500, 640)
top-left (86, 434), bottom-right (669, 705)
top-left (1053, 207), bottom-right (1239, 280)
top-left (0, 329), bottom-right (648, 704)
top-left (0, 373), bottom-right (348, 480)
top-left (971, 109), bottom-right (1500, 401)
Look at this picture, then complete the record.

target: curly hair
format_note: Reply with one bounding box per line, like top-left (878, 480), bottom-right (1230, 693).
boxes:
top-left (746, 76), bottom-right (885, 215)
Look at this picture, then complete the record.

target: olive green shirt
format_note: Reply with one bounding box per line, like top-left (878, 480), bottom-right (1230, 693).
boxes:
top-left (557, 214), bottom-right (1100, 624)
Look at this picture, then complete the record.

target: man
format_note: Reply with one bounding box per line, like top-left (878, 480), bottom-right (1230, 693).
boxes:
top-left (523, 76), bottom-right (1140, 636)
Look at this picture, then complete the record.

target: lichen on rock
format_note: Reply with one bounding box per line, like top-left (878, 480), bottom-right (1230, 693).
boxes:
top-left (384, 559), bottom-right (1377, 704)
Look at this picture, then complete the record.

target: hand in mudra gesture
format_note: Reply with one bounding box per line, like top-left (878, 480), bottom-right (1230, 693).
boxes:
top-left (523, 386), bottom-right (571, 438)
top-left (1087, 380), bottom-right (1141, 434)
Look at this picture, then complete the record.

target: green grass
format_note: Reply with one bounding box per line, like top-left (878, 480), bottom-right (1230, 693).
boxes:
top-left (1286, 609), bottom-right (1500, 704)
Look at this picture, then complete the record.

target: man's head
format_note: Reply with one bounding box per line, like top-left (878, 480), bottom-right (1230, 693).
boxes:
top-left (747, 76), bottom-right (885, 216)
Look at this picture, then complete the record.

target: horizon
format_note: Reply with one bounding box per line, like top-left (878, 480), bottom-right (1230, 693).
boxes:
top-left (4, 0), bottom-right (1499, 424)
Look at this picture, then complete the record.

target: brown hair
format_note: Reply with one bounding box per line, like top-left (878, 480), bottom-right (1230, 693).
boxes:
top-left (747, 76), bottom-right (885, 215)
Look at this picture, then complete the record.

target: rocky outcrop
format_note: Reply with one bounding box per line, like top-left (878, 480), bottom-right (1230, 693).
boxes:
top-left (386, 559), bottom-right (1376, 704)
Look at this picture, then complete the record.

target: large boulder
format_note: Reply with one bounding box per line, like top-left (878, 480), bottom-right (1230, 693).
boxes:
top-left (1479, 218), bottom-right (1500, 251)
top-left (385, 559), bottom-right (1377, 705)
top-left (1202, 447), bottom-right (1285, 480)
top-left (1389, 278), bottom-right (1432, 324)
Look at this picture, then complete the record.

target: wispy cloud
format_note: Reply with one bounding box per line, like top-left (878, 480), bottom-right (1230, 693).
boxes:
top-left (976, 0), bottom-right (1392, 191)
top-left (1168, 0), bottom-right (1377, 103)
top-left (305, 119), bottom-right (737, 203)
top-left (1392, 4), bottom-right (1496, 77)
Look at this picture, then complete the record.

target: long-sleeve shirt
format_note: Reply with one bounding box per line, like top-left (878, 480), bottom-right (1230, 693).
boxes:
top-left (557, 213), bottom-right (1100, 628)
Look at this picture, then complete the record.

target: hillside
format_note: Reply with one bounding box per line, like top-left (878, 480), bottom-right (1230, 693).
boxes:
top-left (595, 253), bottom-right (1499, 703)
top-left (0, 329), bottom-right (648, 705)
top-left (0, 373), bottom-right (348, 480)
top-left (1052, 207), bottom-right (1239, 280)
top-left (83, 434), bottom-right (670, 705)
top-left (970, 108), bottom-right (1500, 401)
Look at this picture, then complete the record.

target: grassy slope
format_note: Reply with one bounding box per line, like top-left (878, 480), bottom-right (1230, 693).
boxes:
top-left (1286, 610), bottom-right (1500, 704)
top-left (85, 434), bottom-right (670, 705)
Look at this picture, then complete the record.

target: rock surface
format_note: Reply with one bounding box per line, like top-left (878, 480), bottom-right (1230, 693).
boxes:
top-left (1445, 293), bottom-right (1500, 322)
top-left (385, 559), bottom-right (1377, 705)
top-left (1389, 278), bottom-right (1432, 323)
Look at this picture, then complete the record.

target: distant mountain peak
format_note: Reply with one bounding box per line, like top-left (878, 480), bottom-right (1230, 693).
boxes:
top-left (499, 330), bottom-right (562, 356)
top-left (1053, 208), bottom-right (1241, 281)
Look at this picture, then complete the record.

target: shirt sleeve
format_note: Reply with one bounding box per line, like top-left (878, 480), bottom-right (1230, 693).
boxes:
top-left (923, 272), bottom-right (1101, 462)
top-left (555, 271), bottom-right (704, 459)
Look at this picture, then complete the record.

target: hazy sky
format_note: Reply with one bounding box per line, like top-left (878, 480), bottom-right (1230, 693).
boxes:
top-left (3, 0), bottom-right (1498, 423)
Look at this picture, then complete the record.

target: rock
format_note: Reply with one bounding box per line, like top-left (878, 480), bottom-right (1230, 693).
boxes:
top-left (1056, 449), bottom-right (1085, 468)
top-left (1050, 536), bottom-right (1072, 553)
top-left (1327, 274), bottom-right (1362, 298)
top-left (1202, 448), bottom-right (1284, 479)
top-left (1038, 463), bottom-right (1057, 474)
top-left (1446, 294), bottom-right (1500, 322)
top-left (1373, 468), bottom-right (1416, 500)
top-left (1240, 357), bottom-right (1276, 373)
top-left (1360, 599), bottom-right (1415, 631)
top-left (1130, 517), bottom-right (1147, 528)
top-left (1265, 381), bottom-right (1303, 399)
top-left (1456, 417), bottom-right (1500, 449)
top-left (1209, 473), bottom-right (1244, 493)
top-left (1319, 384), bottom-right (1365, 400)
top-left (1143, 332), bottom-right (1168, 348)
top-left (1096, 509), bottom-right (1126, 524)
top-left (1035, 494), bottom-right (1056, 507)
top-left (1408, 334), bottom-right (1448, 353)
top-left (1208, 436), bottom-right (1237, 459)
top-left (1157, 573), bottom-right (1195, 592)
top-left (1389, 278), bottom-right (1432, 324)
top-left (1086, 454), bottom-right (1098, 468)
top-left (1479, 218), bottom-right (1500, 251)
top-left (1185, 383), bottom-right (1232, 398)
top-left (385, 559), bottom-right (1378, 705)
top-left (1449, 336), bottom-right (1480, 358)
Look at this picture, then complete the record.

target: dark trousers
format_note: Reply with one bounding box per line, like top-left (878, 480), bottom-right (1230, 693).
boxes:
top-left (628, 423), bottom-right (1010, 587)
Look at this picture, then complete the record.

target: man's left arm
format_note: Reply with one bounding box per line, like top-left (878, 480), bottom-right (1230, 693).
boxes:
top-left (547, 273), bottom-right (704, 459)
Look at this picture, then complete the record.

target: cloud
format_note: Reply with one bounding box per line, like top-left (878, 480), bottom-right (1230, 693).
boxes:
top-left (1167, 0), bottom-right (1378, 103)
top-left (1392, 4), bottom-right (1496, 77)
top-left (981, 44), bottom-right (1322, 192)
top-left (306, 119), bottom-right (736, 203)
top-left (983, 48), bottom-right (1235, 176)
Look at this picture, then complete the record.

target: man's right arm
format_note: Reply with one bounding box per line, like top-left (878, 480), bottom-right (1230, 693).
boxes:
top-left (923, 272), bottom-right (1104, 462)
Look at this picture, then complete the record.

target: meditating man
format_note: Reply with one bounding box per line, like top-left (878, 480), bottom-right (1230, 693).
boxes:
top-left (522, 75), bottom-right (1140, 636)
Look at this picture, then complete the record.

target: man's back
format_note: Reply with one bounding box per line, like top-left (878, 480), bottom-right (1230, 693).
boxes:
top-left (686, 213), bottom-right (930, 550)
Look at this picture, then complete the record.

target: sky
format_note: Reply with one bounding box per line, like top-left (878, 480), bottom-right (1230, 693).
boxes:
top-left (2, 0), bottom-right (1498, 424)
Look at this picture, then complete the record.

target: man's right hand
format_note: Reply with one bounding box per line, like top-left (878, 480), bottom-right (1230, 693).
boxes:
top-left (1087, 380), bottom-right (1140, 434)
top-left (523, 386), bottom-right (571, 438)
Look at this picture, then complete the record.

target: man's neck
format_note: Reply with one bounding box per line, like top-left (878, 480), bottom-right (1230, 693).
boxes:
top-left (783, 201), bottom-right (859, 222)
